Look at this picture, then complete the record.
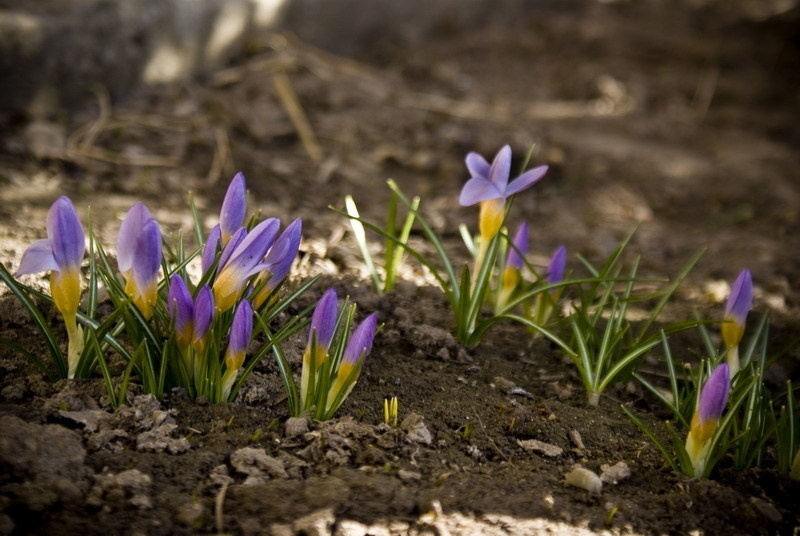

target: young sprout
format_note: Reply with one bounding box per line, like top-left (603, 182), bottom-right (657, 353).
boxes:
top-left (722, 269), bottom-right (753, 377)
top-left (383, 396), bottom-right (399, 427)
top-left (15, 196), bottom-right (86, 378)
top-left (685, 363), bottom-right (731, 478)
top-left (496, 222), bottom-right (528, 312)
top-left (117, 203), bottom-right (162, 320)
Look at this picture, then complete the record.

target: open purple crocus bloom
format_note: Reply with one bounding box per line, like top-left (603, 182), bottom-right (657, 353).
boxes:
top-left (16, 196), bottom-right (86, 377)
top-left (459, 145), bottom-right (548, 240)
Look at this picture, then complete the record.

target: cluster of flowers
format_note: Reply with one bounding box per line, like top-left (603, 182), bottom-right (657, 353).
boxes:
top-left (13, 173), bottom-right (377, 411)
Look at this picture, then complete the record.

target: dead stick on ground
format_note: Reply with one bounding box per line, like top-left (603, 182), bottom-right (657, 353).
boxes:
top-left (272, 71), bottom-right (323, 163)
top-left (215, 481), bottom-right (229, 535)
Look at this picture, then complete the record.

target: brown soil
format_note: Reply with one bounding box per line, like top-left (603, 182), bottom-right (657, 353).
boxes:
top-left (1, 2), bottom-right (799, 535)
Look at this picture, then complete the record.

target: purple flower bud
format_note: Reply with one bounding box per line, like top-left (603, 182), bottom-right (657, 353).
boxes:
top-left (264, 219), bottom-right (302, 288)
top-left (547, 245), bottom-right (567, 285)
top-left (116, 203), bottom-right (152, 276)
top-left (505, 222), bottom-right (528, 271)
top-left (725, 269), bottom-right (753, 326)
top-left (342, 313), bottom-right (378, 366)
top-left (697, 363), bottom-right (730, 424)
top-left (201, 224), bottom-right (222, 275)
top-left (168, 275), bottom-right (194, 346)
top-left (310, 288), bottom-right (338, 351)
top-left (220, 172), bottom-right (246, 244)
top-left (228, 299), bottom-right (253, 356)
top-left (217, 227), bottom-right (247, 271)
top-left (16, 196), bottom-right (85, 278)
top-left (132, 219), bottom-right (162, 289)
top-left (193, 285), bottom-right (215, 344)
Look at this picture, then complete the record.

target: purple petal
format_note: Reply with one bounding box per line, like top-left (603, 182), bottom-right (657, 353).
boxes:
top-left (47, 196), bottom-right (85, 272)
top-left (116, 203), bottom-right (152, 274)
top-left (229, 299), bottom-right (253, 355)
top-left (262, 219), bottom-right (302, 288)
top-left (225, 218), bottom-right (279, 274)
top-left (193, 285), bottom-right (215, 341)
top-left (201, 225), bottom-right (222, 275)
top-left (725, 269), bottom-right (753, 325)
top-left (488, 145), bottom-right (512, 191)
top-left (698, 363), bottom-right (730, 422)
top-left (547, 245), bottom-right (567, 285)
top-left (220, 172), bottom-right (246, 243)
top-left (168, 275), bottom-right (194, 331)
top-left (459, 177), bottom-right (504, 206)
top-left (218, 227), bottom-right (247, 270)
top-left (15, 239), bottom-right (58, 276)
top-left (505, 223), bottom-right (528, 270)
top-left (132, 219), bottom-right (162, 289)
top-left (310, 288), bottom-right (338, 350)
top-left (343, 313), bottom-right (378, 366)
top-left (504, 165), bottom-right (549, 197)
top-left (465, 152), bottom-right (491, 179)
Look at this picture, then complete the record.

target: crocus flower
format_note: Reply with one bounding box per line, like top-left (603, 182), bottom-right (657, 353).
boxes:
top-left (192, 285), bottom-right (215, 352)
top-left (168, 275), bottom-right (194, 349)
top-left (222, 299), bottom-right (253, 400)
top-left (16, 196), bottom-right (85, 378)
top-left (326, 313), bottom-right (378, 412)
top-left (722, 269), bottom-right (752, 376)
top-left (459, 145), bottom-right (548, 242)
top-left (300, 288), bottom-right (339, 406)
top-left (201, 224), bottom-right (222, 276)
top-left (547, 245), bottom-right (567, 288)
top-left (685, 363), bottom-right (730, 478)
top-left (212, 218), bottom-right (279, 312)
top-left (117, 203), bottom-right (162, 319)
top-left (497, 222), bottom-right (528, 311)
top-left (220, 172), bottom-right (246, 245)
top-left (252, 218), bottom-right (303, 308)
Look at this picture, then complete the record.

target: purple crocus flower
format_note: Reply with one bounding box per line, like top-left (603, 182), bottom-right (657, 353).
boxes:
top-left (117, 203), bottom-right (162, 319)
top-left (253, 218), bottom-right (303, 308)
top-left (168, 275), bottom-right (194, 349)
top-left (212, 218), bottom-right (280, 312)
top-left (326, 313), bottom-right (378, 412)
top-left (309, 288), bottom-right (338, 352)
top-left (16, 196), bottom-right (85, 377)
top-left (686, 363), bottom-right (730, 474)
top-left (220, 172), bottom-right (247, 245)
top-left (192, 285), bottom-right (215, 352)
top-left (459, 145), bottom-right (548, 241)
top-left (16, 196), bottom-right (85, 320)
top-left (722, 269), bottom-right (752, 349)
top-left (547, 245), bottom-right (567, 286)
top-left (225, 299), bottom-right (253, 372)
top-left (201, 224), bottom-right (222, 276)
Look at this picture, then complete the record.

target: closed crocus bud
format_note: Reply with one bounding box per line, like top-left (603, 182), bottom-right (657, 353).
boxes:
top-left (168, 275), bottom-right (194, 350)
top-left (722, 269), bottom-right (752, 376)
top-left (326, 313), bottom-right (378, 412)
top-left (220, 172), bottom-right (246, 245)
top-left (300, 288), bottom-right (339, 408)
top-left (497, 222), bottom-right (528, 312)
top-left (192, 285), bottom-right (215, 352)
top-left (686, 363), bottom-right (730, 478)
top-left (117, 203), bottom-right (162, 319)
top-left (201, 224), bottom-right (222, 276)
top-left (546, 245), bottom-right (567, 287)
top-left (221, 299), bottom-right (254, 400)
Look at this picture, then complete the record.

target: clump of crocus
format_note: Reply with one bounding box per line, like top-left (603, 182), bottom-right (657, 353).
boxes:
top-left (288, 288), bottom-right (378, 420)
top-left (15, 196), bottom-right (85, 378)
top-left (460, 145), bottom-right (548, 278)
top-left (496, 222), bottom-right (528, 312)
top-left (722, 269), bottom-right (753, 377)
top-left (685, 363), bottom-right (730, 478)
top-left (117, 203), bottom-right (162, 319)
